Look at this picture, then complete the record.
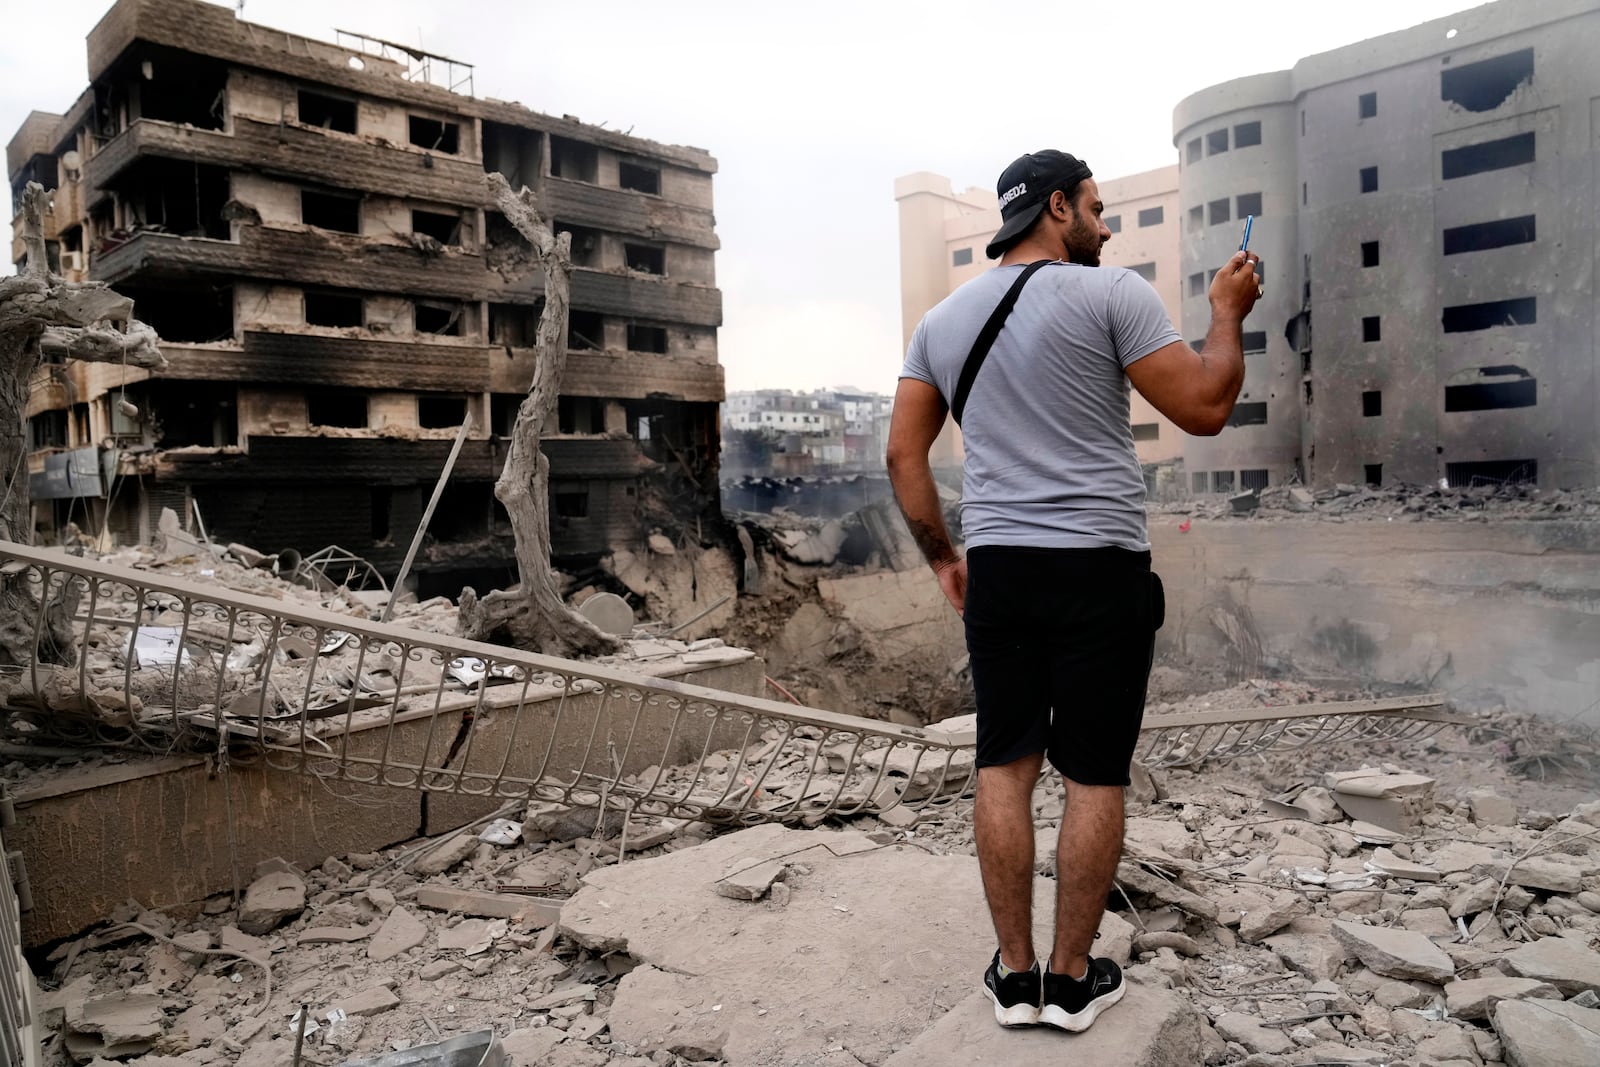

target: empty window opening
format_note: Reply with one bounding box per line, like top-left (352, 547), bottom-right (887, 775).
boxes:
top-left (556, 221), bottom-right (602, 267)
top-left (1443, 215), bottom-right (1536, 255)
top-left (1362, 316), bottom-right (1381, 342)
top-left (415, 301), bottom-right (464, 336)
top-left (1441, 47), bottom-right (1533, 112)
top-left (1128, 262), bottom-right (1156, 282)
top-left (429, 483), bottom-right (493, 541)
top-left (1185, 138), bottom-right (1201, 164)
top-left (1208, 198), bottom-right (1230, 226)
top-left (619, 161), bottom-right (661, 194)
top-left (627, 324), bottom-right (668, 354)
top-left (1364, 464), bottom-right (1383, 487)
top-left (370, 488), bottom-right (391, 543)
top-left (120, 283), bottom-right (233, 343)
top-left (1226, 403), bottom-right (1268, 428)
top-left (302, 189), bottom-right (360, 233)
top-left (118, 157), bottom-right (230, 239)
top-left (1442, 132), bottom-right (1535, 180)
top-left (625, 243), bottom-right (666, 275)
top-left (1358, 91), bottom-right (1377, 119)
top-left (481, 122), bottom-right (542, 185)
top-left (1206, 129), bottom-right (1229, 155)
top-left (1187, 272), bottom-right (1205, 298)
top-left (1188, 206), bottom-right (1203, 233)
top-left (305, 290), bottom-right (362, 328)
top-left (148, 381), bottom-right (237, 447)
top-left (557, 396), bottom-right (606, 434)
top-left (29, 410), bottom-right (68, 450)
top-left (952, 247), bottom-right (973, 267)
top-left (1242, 331), bottom-right (1267, 354)
top-left (307, 389), bottom-right (367, 428)
top-left (1104, 215), bottom-right (1122, 233)
top-left (1137, 206), bottom-right (1164, 227)
top-left (550, 136), bottom-right (599, 183)
top-left (1446, 459), bottom-right (1536, 487)
top-left (1361, 240), bottom-right (1380, 267)
top-left (1362, 390), bottom-right (1382, 417)
top-left (408, 115), bottom-right (460, 154)
top-left (488, 303), bottom-right (539, 348)
top-left (1131, 422), bottom-right (1160, 442)
top-left (298, 90), bottom-right (356, 133)
top-left (1442, 297), bottom-right (1536, 333)
top-left (1191, 472), bottom-right (1208, 493)
top-left (1212, 470), bottom-right (1236, 492)
top-left (1359, 166), bottom-right (1378, 194)
top-left (135, 49), bottom-right (226, 130)
top-left (1240, 469), bottom-right (1269, 492)
top-left (419, 395), bottom-right (469, 428)
top-left (412, 209), bottom-right (462, 246)
top-left (1445, 367), bottom-right (1537, 412)
top-left (1236, 192), bottom-right (1263, 218)
top-left (1304, 380), bottom-right (1314, 404)
top-left (490, 394), bottom-right (522, 436)
top-left (1233, 121), bottom-right (1262, 148)
top-left (554, 487), bottom-right (589, 519)
top-left (568, 310), bottom-right (604, 350)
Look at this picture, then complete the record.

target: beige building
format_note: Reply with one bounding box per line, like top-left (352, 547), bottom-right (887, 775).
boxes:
top-left (894, 165), bottom-right (1183, 469)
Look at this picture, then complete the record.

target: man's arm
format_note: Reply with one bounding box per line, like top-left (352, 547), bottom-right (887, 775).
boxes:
top-left (1124, 249), bottom-right (1260, 436)
top-left (886, 376), bottom-right (966, 614)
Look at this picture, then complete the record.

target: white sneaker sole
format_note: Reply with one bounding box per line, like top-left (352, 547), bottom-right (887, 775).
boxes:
top-left (1038, 980), bottom-right (1126, 1032)
top-left (983, 983), bottom-right (1040, 1027)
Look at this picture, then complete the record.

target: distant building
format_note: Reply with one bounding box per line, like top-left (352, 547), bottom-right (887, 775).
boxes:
top-left (1174, 0), bottom-right (1599, 491)
top-left (722, 388), bottom-right (891, 472)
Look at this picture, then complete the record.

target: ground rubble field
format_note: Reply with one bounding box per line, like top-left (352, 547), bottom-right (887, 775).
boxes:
top-left (21, 685), bottom-right (1600, 1067)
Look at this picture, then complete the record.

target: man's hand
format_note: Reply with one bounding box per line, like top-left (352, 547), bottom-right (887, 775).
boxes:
top-left (1208, 249), bottom-right (1261, 323)
top-left (934, 557), bottom-right (967, 617)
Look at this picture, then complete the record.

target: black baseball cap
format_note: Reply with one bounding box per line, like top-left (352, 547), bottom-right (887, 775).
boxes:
top-left (985, 150), bottom-right (1093, 259)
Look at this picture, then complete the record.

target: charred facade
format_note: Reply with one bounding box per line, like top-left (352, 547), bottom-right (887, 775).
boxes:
top-left (8, 0), bottom-right (723, 593)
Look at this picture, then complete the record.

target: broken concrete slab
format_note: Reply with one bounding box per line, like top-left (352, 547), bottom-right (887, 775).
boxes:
top-left (1444, 976), bottom-right (1563, 1020)
top-left (332, 986), bottom-right (400, 1017)
top-left (1448, 877), bottom-right (1502, 918)
top-left (64, 991), bottom-right (166, 1060)
top-left (1124, 817), bottom-right (1199, 862)
top-left (1214, 1010), bottom-right (1296, 1056)
top-left (502, 1024), bottom-right (567, 1065)
top-left (1326, 769), bottom-right (1435, 832)
top-left (298, 925), bottom-right (373, 944)
top-left (1331, 920), bottom-right (1455, 983)
top-left (1264, 917), bottom-right (1346, 982)
top-left (1505, 935), bottom-right (1600, 995)
top-left (714, 860), bottom-right (788, 901)
top-left (561, 823), bottom-right (1132, 1065)
top-left (1368, 847), bottom-right (1441, 883)
top-left (1469, 790), bottom-right (1518, 828)
top-left (438, 918), bottom-right (505, 955)
top-left (414, 885), bottom-right (561, 926)
top-left (1239, 891), bottom-right (1311, 943)
top-left (1473, 855), bottom-right (1585, 894)
top-left (608, 965), bottom-right (729, 1062)
top-left (881, 982), bottom-right (1201, 1066)
top-left (237, 870), bottom-right (307, 934)
top-left (1493, 997), bottom-right (1600, 1067)
top-left (410, 833), bottom-right (479, 876)
top-left (367, 906), bottom-right (427, 963)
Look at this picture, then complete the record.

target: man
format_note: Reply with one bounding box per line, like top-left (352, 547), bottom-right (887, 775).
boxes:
top-left (886, 149), bottom-right (1259, 1032)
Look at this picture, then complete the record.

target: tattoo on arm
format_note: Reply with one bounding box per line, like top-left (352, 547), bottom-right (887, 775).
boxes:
top-left (904, 515), bottom-right (957, 568)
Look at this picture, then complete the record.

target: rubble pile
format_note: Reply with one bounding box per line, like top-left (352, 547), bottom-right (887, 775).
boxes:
top-left (1160, 481), bottom-right (1600, 524)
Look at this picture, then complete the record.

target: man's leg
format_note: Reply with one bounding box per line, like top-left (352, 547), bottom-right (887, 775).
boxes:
top-left (1049, 776), bottom-right (1125, 977)
top-left (974, 751), bottom-right (1045, 971)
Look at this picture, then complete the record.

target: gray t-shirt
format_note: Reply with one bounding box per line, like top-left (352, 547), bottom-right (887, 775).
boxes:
top-left (900, 262), bottom-right (1180, 552)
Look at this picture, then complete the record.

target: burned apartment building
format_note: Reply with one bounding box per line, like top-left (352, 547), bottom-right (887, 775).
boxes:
top-left (7, 0), bottom-right (723, 594)
top-left (1174, 0), bottom-right (1600, 492)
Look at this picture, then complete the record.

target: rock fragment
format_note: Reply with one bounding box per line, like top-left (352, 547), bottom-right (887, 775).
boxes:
top-left (367, 906), bottom-right (427, 962)
top-left (1330, 920), bottom-right (1455, 983)
top-left (1444, 976), bottom-right (1562, 1020)
top-left (237, 870), bottom-right (308, 934)
top-left (1505, 936), bottom-right (1600, 996)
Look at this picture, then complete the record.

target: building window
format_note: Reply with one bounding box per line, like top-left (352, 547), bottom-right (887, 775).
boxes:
top-left (1105, 215), bottom-right (1122, 233)
top-left (1358, 91), bottom-right (1377, 119)
top-left (408, 116), bottom-right (460, 154)
top-left (951, 247), bottom-right (973, 266)
top-left (568, 309), bottom-right (604, 349)
top-left (1236, 192), bottom-right (1262, 218)
top-left (1362, 316), bottom-right (1381, 342)
top-left (1212, 470), bottom-right (1236, 492)
top-left (1445, 369), bottom-right (1537, 411)
top-left (1443, 216), bottom-right (1536, 255)
top-left (1206, 129), bottom-right (1229, 155)
top-left (1208, 198), bottom-right (1230, 226)
top-left (1362, 390), bottom-right (1382, 417)
top-left (550, 137), bottom-right (599, 183)
top-left (1186, 138), bottom-right (1202, 164)
top-left (1240, 469), bottom-right (1269, 492)
top-left (1137, 206), bottom-right (1164, 227)
top-left (419, 395), bottom-right (468, 428)
top-left (1132, 422), bottom-right (1159, 441)
top-left (371, 488), bottom-right (391, 542)
top-left (301, 189), bottom-right (360, 233)
top-left (1442, 132), bottom-right (1535, 180)
top-left (1233, 121), bottom-right (1262, 148)
top-left (1359, 166), bottom-right (1378, 194)
top-left (1361, 241), bottom-right (1380, 267)
top-left (1242, 331), bottom-right (1266, 354)
top-left (619, 161), bottom-right (661, 194)
top-left (1188, 206), bottom-right (1203, 233)
top-left (1441, 47), bottom-right (1534, 113)
top-left (298, 89), bottom-right (356, 133)
top-left (1187, 272), bottom-right (1205, 298)
top-left (1446, 459), bottom-right (1536, 488)
top-left (416, 302), bottom-right (463, 336)
top-left (1365, 464), bottom-right (1383, 487)
top-left (411, 209), bottom-right (462, 246)
top-left (1225, 403), bottom-right (1267, 428)
top-left (307, 389), bottom-right (367, 428)
top-left (554, 489), bottom-right (590, 519)
top-left (625, 243), bottom-right (666, 275)
top-left (1191, 472), bottom-right (1208, 493)
top-left (304, 291), bottom-right (362, 327)
top-left (627, 324), bottom-right (668, 353)
top-left (1442, 297), bottom-right (1537, 333)
top-left (1128, 262), bottom-right (1156, 282)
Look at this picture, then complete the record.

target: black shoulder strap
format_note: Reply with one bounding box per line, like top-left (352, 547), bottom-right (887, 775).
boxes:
top-left (950, 260), bottom-right (1050, 427)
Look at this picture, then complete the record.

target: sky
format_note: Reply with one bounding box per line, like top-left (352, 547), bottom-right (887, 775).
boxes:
top-left (2, 0), bottom-right (1481, 394)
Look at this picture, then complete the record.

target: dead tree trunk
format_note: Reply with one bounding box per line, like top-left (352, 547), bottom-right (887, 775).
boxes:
top-left (1, 181), bottom-right (166, 664)
top-left (457, 174), bottom-right (619, 657)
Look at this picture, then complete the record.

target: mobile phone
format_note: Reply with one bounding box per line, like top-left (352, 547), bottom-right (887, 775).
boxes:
top-left (1240, 215), bottom-right (1254, 253)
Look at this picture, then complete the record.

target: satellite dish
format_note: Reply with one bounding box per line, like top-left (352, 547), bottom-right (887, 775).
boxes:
top-left (61, 150), bottom-right (82, 172)
top-left (577, 593), bottom-right (634, 636)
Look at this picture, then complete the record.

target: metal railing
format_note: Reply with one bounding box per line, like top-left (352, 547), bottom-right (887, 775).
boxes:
top-left (0, 541), bottom-right (1461, 828)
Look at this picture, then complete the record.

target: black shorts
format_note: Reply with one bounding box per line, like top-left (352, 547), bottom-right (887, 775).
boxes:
top-left (964, 545), bottom-right (1162, 785)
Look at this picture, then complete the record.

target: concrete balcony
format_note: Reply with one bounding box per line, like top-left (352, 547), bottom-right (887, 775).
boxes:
top-left (491, 347), bottom-right (723, 403)
top-left (543, 176), bottom-right (718, 250)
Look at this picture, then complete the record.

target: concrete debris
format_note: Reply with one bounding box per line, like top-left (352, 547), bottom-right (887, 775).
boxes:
top-left (1469, 789), bottom-right (1519, 827)
top-left (410, 833), bottom-right (480, 877)
top-left (1331, 920), bottom-right (1456, 983)
top-left (1505, 935), bottom-right (1600, 995)
top-left (1443, 975), bottom-right (1563, 1020)
top-left (366, 905), bottom-right (427, 962)
top-left (713, 860), bottom-right (788, 901)
top-left (1327, 769), bottom-right (1436, 832)
top-left (237, 869), bottom-right (308, 934)
top-left (1493, 998), bottom-right (1600, 1067)
top-left (1155, 480), bottom-right (1600, 524)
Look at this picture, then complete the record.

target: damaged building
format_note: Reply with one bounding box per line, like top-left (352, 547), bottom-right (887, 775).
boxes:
top-left (7, 0), bottom-right (723, 595)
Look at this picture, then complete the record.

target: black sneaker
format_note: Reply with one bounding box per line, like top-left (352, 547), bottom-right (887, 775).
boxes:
top-left (1038, 956), bottom-right (1125, 1032)
top-left (981, 950), bottom-right (1042, 1027)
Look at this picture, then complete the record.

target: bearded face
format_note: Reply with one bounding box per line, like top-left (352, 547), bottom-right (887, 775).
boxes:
top-left (1064, 203), bottom-right (1104, 267)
